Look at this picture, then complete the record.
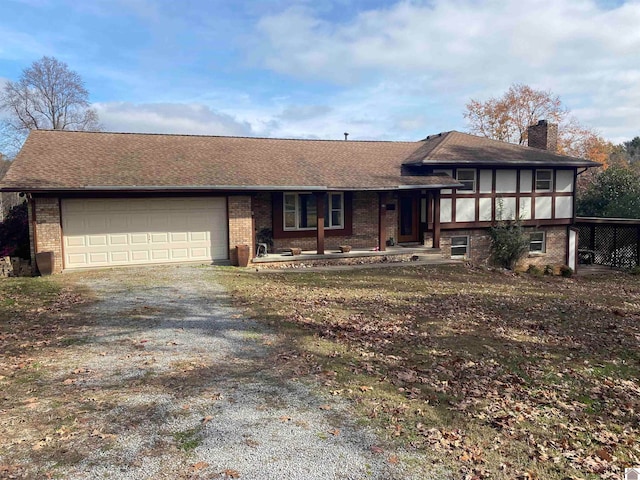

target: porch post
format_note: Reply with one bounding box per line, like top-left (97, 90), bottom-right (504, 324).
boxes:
top-left (433, 190), bottom-right (441, 249)
top-left (378, 192), bottom-right (386, 252)
top-left (315, 192), bottom-right (325, 254)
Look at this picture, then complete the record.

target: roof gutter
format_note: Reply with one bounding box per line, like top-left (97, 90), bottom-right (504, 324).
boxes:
top-left (0, 183), bottom-right (464, 193)
top-left (404, 160), bottom-right (601, 168)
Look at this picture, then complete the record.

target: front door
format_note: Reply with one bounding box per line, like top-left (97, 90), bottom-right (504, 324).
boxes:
top-left (397, 193), bottom-right (419, 243)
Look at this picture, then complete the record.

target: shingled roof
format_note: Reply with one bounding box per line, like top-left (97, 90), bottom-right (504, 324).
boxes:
top-left (0, 129), bottom-right (597, 193)
top-left (404, 131), bottom-right (599, 167)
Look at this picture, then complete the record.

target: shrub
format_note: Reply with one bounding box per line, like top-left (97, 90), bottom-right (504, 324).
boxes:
top-left (489, 219), bottom-right (529, 270)
top-left (0, 202), bottom-right (30, 259)
top-left (629, 266), bottom-right (640, 275)
top-left (560, 265), bottom-right (574, 278)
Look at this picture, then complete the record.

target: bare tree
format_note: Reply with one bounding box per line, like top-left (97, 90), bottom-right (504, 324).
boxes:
top-left (1, 56), bottom-right (100, 138)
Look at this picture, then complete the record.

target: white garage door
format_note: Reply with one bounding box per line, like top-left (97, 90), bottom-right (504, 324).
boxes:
top-left (62, 197), bottom-right (228, 269)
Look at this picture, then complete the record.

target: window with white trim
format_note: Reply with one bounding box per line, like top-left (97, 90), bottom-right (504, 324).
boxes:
top-left (456, 169), bottom-right (476, 192)
top-left (529, 232), bottom-right (546, 253)
top-left (451, 236), bottom-right (469, 258)
top-left (283, 193), bottom-right (344, 231)
top-left (535, 169), bottom-right (553, 192)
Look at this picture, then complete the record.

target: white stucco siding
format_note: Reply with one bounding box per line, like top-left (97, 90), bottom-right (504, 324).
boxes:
top-left (440, 198), bottom-right (452, 222)
top-left (519, 197), bottom-right (532, 220)
top-left (535, 197), bottom-right (552, 219)
top-left (456, 198), bottom-right (476, 222)
top-left (555, 196), bottom-right (573, 218)
top-left (479, 169), bottom-right (492, 193)
top-left (556, 170), bottom-right (574, 192)
top-left (520, 170), bottom-right (533, 193)
top-left (496, 170), bottom-right (517, 193)
top-left (479, 198), bottom-right (492, 221)
top-left (497, 197), bottom-right (516, 220)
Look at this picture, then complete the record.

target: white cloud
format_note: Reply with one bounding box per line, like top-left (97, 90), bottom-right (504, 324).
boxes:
top-left (253, 0), bottom-right (640, 140)
top-left (94, 102), bottom-right (254, 137)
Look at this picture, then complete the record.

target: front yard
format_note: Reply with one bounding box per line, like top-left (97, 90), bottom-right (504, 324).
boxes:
top-left (219, 264), bottom-right (640, 479)
top-left (1, 264), bottom-right (638, 479)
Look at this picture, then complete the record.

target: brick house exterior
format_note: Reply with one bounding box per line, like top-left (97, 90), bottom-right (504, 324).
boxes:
top-left (0, 123), bottom-right (598, 273)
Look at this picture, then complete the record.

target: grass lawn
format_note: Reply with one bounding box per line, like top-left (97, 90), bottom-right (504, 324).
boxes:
top-left (218, 264), bottom-right (640, 479)
top-left (0, 276), bottom-right (91, 477)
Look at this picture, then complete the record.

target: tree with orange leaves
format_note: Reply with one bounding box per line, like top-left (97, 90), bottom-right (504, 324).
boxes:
top-left (464, 83), bottom-right (608, 168)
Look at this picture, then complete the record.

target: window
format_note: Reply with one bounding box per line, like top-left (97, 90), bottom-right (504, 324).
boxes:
top-left (529, 232), bottom-right (546, 253)
top-left (283, 193), bottom-right (344, 231)
top-left (451, 236), bottom-right (469, 258)
top-left (456, 169), bottom-right (476, 192)
top-left (535, 169), bottom-right (553, 191)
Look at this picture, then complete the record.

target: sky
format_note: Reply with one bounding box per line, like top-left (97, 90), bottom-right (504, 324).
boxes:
top-left (1, 0), bottom-right (639, 144)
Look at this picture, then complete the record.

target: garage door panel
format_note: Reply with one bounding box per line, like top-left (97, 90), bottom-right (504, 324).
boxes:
top-left (130, 233), bottom-right (149, 245)
top-left (67, 253), bottom-right (88, 266)
top-left (107, 216), bottom-right (128, 230)
top-left (189, 231), bottom-right (208, 242)
top-left (171, 249), bottom-right (189, 259)
top-left (191, 247), bottom-right (208, 257)
top-left (109, 234), bottom-right (128, 246)
top-left (88, 235), bottom-right (107, 246)
top-left (149, 215), bottom-right (170, 230)
top-left (170, 232), bottom-right (188, 242)
top-left (131, 250), bottom-right (150, 262)
top-left (89, 252), bottom-right (109, 264)
top-left (62, 197), bottom-right (228, 268)
top-left (150, 233), bottom-right (169, 243)
top-left (66, 236), bottom-right (86, 247)
top-left (151, 250), bottom-right (170, 260)
top-left (111, 252), bottom-right (129, 263)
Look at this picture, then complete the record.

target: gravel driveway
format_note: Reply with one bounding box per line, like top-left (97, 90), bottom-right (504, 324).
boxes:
top-left (56, 265), bottom-right (427, 480)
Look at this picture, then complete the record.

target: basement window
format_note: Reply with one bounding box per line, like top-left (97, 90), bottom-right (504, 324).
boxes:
top-left (451, 236), bottom-right (469, 258)
top-left (529, 232), bottom-right (546, 253)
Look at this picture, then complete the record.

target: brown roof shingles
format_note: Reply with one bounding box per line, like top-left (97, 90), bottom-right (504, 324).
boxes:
top-left (0, 129), bottom-right (597, 192)
top-left (404, 131), bottom-right (600, 167)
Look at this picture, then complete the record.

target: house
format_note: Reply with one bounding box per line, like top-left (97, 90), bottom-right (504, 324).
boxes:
top-left (0, 120), bottom-right (598, 273)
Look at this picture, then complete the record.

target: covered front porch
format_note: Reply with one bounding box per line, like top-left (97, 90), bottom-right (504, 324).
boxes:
top-left (257, 188), bottom-right (446, 258)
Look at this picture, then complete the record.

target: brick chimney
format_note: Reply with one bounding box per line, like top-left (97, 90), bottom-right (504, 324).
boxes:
top-left (527, 120), bottom-right (558, 152)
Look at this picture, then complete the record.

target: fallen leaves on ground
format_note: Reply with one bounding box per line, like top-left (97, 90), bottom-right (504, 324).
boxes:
top-left (223, 264), bottom-right (640, 479)
top-left (220, 468), bottom-right (240, 478)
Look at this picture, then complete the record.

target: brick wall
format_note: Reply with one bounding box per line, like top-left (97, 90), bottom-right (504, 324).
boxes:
top-left (33, 196), bottom-right (63, 273)
top-left (528, 120), bottom-right (558, 152)
top-left (438, 225), bottom-right (568, 269)
top-left (383, 194), bottom-right (398, 246)
top-left (228, 195), bottom-right (254, 260)
top-left (253, 193), bottom-right (272, 235)
top-left (257, 192), bottom-right (391, 252)
top-left (521, 226), bottom-right (567, 269)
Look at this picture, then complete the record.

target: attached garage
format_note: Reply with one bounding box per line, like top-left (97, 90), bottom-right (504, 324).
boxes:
top-left (61, 197), bottom-right (228, 269)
